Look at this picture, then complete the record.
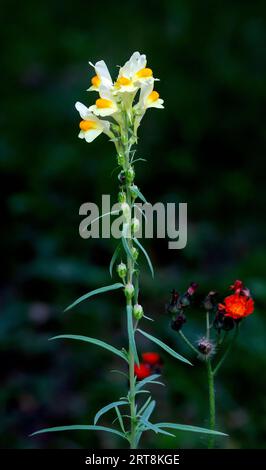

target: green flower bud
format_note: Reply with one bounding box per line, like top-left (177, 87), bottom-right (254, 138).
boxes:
top-left (131, 217), bottom-right (140, 234)
top-left (124, 283), bottom-right (134, 299)
top-left (133, 304), bottom-right (144, 320)
top-left (131, 247), bottom-right (139, 261)
top-left (117, 262), bottom-right (127, 279)
top-left (118, 191), bottom-right (127, 203)
top-left (126, 166), bottom-right (135, 183)
top-left (130, 184), bottom-right (138, 200)
top-left (117, 153), bottom-right (125, 167)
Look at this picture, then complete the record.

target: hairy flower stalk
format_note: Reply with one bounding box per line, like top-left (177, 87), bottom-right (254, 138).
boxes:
top-left (31, 52), bottom-right (228, 448)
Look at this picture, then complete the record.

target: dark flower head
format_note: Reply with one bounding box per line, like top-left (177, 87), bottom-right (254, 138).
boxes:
top-left (214, 310), bottom-right (235, 331)
top-left (203, 291), bottom-right (217, 311)
top-left (171, 312), bottom-right (186, 332)
top-left (197, 337), bottom-right (215, 360)
top-left (165, 289), bottom-right (179, 314)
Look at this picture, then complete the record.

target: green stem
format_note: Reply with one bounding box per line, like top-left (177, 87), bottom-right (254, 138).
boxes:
top-left (121, 111), bottom-right (137, 449)
top-left (213, 324), bottom-right (239, 376)
top-left (179, 330), bottom-right (198, 355)
top-left (207, 359), bottom-right (215, 449)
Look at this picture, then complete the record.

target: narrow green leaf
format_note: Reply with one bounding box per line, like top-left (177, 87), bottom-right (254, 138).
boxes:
top-left (133, 186), bottom-right (147, 203)
top-left (142, 400), bottom-right (155, 418)
top-left (30, 425), bottom-right (125, 439)
top-left (127, 305), bottom-right (139, 366)
top-left (135, 400), bottom-right (156, 446)
top-left (136, 374), bottom-right (161, 391)
top-left (156, 422), bottom-right (228, 436)
top-left (133, 238), bottom-right (154, 278)
top-left (87, 210), bottom-right (120, 229)
top-left (94, 401), bottom-right (127, 425)
top-left (109, 244), bottom-right (121, 278)
top-left (49, 335), bottom-right (128, 362)
top-left (137, 329), bottom-right (192, 365)
top-left (115, 407), bottom-right (126, 434)
top-left (140, 418), bottom-right (175, 437)
top-left (137, 396), bottom-right (152, 416)
top-left (64, 283), bottom-right (124, 312)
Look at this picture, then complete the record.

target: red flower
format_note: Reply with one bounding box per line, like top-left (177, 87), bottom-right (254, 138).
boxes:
top-left (134, 363), bottom-right (151, 380)
top-left (141, 352), bottom-right (161, 366)
top-left (219, 293), bottom-right (254, 320)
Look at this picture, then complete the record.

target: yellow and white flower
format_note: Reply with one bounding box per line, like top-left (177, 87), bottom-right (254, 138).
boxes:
top-left (75, 101), bottom-right (110, 143)
top-left (137, 79), bottom-right (164, 111)
top-left (115, 51), bottom-right (157, 93)
top-left (87, 60), bottom-right (113, 92)
top-left (89, 85), bottom-right (118, 117)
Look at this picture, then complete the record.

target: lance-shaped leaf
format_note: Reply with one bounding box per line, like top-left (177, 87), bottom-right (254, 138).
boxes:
top-left (135, 400), bottom-right (156, 446)
top-left (30, 425), bottom-right (125, 439)
top-left (133, 238), bottom-right (154, 278)
top-left (137, 329), bottom-right (192, 365)
top-left (64, 283), bottom-right (124, 312)
top-left (155, 422), bottom-right (228, 437)
top-left (94, 400), bottom-right (127, 425)
top-left (140, 418), bottom-right (175, 437)
top-left (127, 305), bottom-right (139, 365)
top-left (109, 244), bottom-right (121, 278)
top-left (131, 185), bottom-right (147, 203)
top-left (136, 374), bottom-right (161, 391)
top-left (49, 335), bottom-right (128, 362)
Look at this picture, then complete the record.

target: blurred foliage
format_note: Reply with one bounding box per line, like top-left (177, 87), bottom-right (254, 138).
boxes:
top-left (1, 0), bottom-right (266, 449)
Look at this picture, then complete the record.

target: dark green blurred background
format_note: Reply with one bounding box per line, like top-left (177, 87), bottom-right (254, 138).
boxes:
top-left (1, 0), bottom-right (266, 449)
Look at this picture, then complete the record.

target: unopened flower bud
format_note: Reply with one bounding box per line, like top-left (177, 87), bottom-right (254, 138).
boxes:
top-left (131, 247), bottom-right (139, 261)
top-left (166, 289), bottom-right (179, 314)
top-left (124, 283), bottom-right (134, 299)
top-left (180, 294), bottom-right (190, 307)
top-left (130, 184), bottom-right (139, 200)
top-left (117, 153), bottom-right (125, 167)
top-left (133, 304), bottom-right (143, 320)
top-left (118, 191), bottom-right (127, 203)
top-left (213, 311), bottom-right (235, 331)
top-left (126, 166), bottom-right (135, 183)
top-left (121, 202), bottom-right (131, 221)
top-left (203, 291), bottom-right (217, 310)
top-left (171, 313), bottom-right (186, 331)
top-left (117, 262), bottom-right (127, 279)
top-left (187, 282), bottom-right (199, 296)
top-left (131, 217), bottom-right (140, 234)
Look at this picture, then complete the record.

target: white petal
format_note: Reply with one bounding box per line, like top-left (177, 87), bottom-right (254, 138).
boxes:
top-left (89, 104), bottom-right (117, 117)
top-left (94, 60), bottom-right (113, 87)
top-left (75, 101), bottom-right (90, 119)
top-left (78, 130), bottom-right (85, 139)
top-left (147, 99), bottom-right (164, 109)
top-left (139, 79), bottom-right (154, 107)
top-left (75, 101), bottom-right (102, 123)
top-left (84, 128), bottom-right (103, 142)
top-left (119, 51), bottom-right (147, 79)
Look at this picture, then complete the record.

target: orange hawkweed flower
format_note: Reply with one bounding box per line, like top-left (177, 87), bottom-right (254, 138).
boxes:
top-left (141, 352), bottom-right (161, 366)
top-left (134, 363), bottom-right (151, 380)
top-left (219, 293), bottom-right (254, 320)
